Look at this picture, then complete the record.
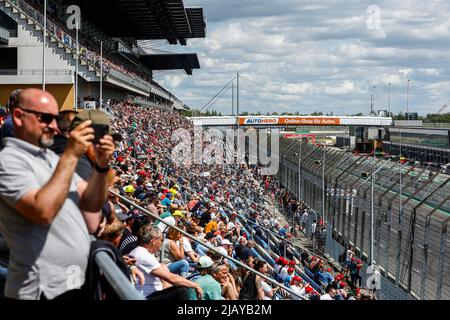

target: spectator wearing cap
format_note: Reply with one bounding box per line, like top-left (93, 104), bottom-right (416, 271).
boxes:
top-left (117, 210), bottom-right (138, 255)
top-left (284, 267), bottom-right (295, 287)
top-left (298, 285), bottom-right (314, 300)
top-left (130, 225), bottom-right (203, 300)
top-left (278, 258), bottom-right (290, 281)
top-left (349, 258), bottom-right (363, 288)
top-left (188, 256), bottom-right (223, 300)
top-left (169, 184), bottom-right (179, 197)
top-left (290, 276), bottom-right (304, 300)
top-left (161, 192), bottom-right (173, 208)
top-left (221, 239), bottom-right (234, 257)
top-left (123, 185), bottom-right (136, 199)
top-left (155, 208), bottom-right (176, 233)
top-left (162, 228), bottom-right (190, 277)
top-left (273, 257), bottom-right (285, 281)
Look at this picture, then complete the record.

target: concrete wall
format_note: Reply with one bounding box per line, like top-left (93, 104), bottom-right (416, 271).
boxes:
top-left (0, 83), bottom-right (74, 110)
top-left (0, 18), bottom-right (74, 84)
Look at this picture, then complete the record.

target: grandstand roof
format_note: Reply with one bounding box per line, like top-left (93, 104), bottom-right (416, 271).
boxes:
top-left (62, 0), bottom-right (206, 44)
top-left (139, 53), bottom-right (200, 75)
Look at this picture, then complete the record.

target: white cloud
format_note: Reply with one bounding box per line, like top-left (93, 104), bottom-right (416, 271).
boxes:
top-left (152, 0), bottom-right (450, 115)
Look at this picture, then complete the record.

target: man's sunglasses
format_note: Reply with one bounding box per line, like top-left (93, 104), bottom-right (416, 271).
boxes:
top-left (18, 108), bottom-right (58, 124)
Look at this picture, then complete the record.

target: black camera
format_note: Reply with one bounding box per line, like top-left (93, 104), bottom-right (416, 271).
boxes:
top-left (92, 124), bottom-right (109, 144)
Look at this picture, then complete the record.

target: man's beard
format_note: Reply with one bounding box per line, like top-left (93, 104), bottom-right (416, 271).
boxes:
top-left (39, 130), bottom-right (55, 148)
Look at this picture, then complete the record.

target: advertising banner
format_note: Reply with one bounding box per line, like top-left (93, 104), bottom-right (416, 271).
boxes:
top-left (239, 117), bottom-right (341, 126)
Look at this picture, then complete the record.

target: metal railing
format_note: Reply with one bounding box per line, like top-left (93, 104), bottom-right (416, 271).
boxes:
top-left (0, 69), bottom-right (72, 75)
top-left (94, 251), bottom-right (145, 300)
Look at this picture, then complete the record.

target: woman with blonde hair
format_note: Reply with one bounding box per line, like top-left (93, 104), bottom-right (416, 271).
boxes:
top-left (162, 227), bottom-right (190, 277)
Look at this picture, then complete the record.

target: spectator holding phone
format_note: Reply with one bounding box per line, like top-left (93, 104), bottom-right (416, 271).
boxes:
top-left (0, 89), bottom-right (115, 300)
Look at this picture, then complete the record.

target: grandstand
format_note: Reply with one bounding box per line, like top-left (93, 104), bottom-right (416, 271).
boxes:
top-left (1, 0), bottom-right (447, 304)
top-left (0, 0), bottom-right (203, 110)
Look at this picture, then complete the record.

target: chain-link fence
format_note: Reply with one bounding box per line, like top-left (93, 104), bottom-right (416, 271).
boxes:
top-left (276, 138), bottom-right (450, 300)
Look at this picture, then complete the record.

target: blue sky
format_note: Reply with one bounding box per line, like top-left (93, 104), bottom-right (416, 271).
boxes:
top-left (149, 0), bottom-right (450, 116)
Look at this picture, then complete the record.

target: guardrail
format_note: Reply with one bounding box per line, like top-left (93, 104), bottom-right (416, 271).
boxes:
top-left (94, 251), bottom-right (145, 300)
top-left (0, 69), bottom-right (72, 76)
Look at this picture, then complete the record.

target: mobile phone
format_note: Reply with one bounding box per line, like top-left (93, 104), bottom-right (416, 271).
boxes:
top-left (92, 124), bottom-right (109, 144)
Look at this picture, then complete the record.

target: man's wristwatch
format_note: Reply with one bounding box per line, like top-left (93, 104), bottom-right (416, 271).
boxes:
top-left (94, 162), bottom-right (110, 173)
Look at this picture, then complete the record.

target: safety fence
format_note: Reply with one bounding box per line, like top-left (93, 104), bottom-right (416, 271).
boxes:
top-left (276, 138), bottom-right (450, 300)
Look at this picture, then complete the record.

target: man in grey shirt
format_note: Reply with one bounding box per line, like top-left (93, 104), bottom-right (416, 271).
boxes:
top-left (0, 89), bottom-right (115, 300)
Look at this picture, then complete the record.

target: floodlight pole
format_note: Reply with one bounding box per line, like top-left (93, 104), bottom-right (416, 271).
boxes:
top-left (370, 144), bottom-right (375, 267)
top-left (388, 83), bottom-right (391, 115)
top-left (322, 146), bottom-right (326, 222)
top-left (297, 140), bottom-right (303, 200)
top-left (42, 0), bottom-right (47, 90)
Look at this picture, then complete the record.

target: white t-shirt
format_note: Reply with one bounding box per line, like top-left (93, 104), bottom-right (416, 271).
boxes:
top-left (261, 281), bottom-right (272, 300)
top-left (182, 237), bottom-right (193, 253)
top-left (130, 246), bottom-right (163, 297)
top-left (290, 285), bottom-right (302, 300)
top-left (226, 221), bottom-right (236, 230)
top-left (320, 293), bottom-right (333, 300)
top-left (157, 216), bottom-right (175, 233)
top-left (279, 266), bottom-right (289, 280)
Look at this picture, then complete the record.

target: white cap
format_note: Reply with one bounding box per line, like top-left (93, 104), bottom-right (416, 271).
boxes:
top-left (216, 247), bottom-right (228, 257)
top-left (198, 256), bottom-right (214, 269)
top-left (221, 239), bottom-right (233, 246)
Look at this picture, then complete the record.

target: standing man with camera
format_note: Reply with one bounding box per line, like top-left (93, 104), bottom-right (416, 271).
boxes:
top-left (0, 89), bottom-right (115, 300)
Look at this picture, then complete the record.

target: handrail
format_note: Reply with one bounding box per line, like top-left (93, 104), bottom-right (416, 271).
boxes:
top-left (94, 251), bottom-right (145, 300)
top-left (0, 69), bottom-right (72, 76)
top-left (109, 190), bottom-right (306, 300)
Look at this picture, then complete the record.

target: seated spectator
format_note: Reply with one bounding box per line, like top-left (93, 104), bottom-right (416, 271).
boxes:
top-left (100, 218), bottom-right (144, 286)
top-left (239, 260), bottom-right (269, 300)
top-left (236, 237), bottom-right (253, 262)
top-left (188, 256), bottom-right (223, 300)
top-left (320, 285), bottom-right (337, 300)
top-left (289, 276), bottom-right (304, 300)
top-left (130, 225), bottom-right (203, 300)
top-left (212, 262), bottom-right (238, 300)
top-left (162, 228), bottom-right (190, 277)
top-left (117, 211), bottom-right (139, 255)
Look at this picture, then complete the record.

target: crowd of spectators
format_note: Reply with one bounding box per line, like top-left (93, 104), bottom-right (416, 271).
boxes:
top-left (0, 86), bottom-right (373, 300)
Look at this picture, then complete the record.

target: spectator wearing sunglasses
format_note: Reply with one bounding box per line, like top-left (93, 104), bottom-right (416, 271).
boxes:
top-left (0, 88), bottom-right (115, 300)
